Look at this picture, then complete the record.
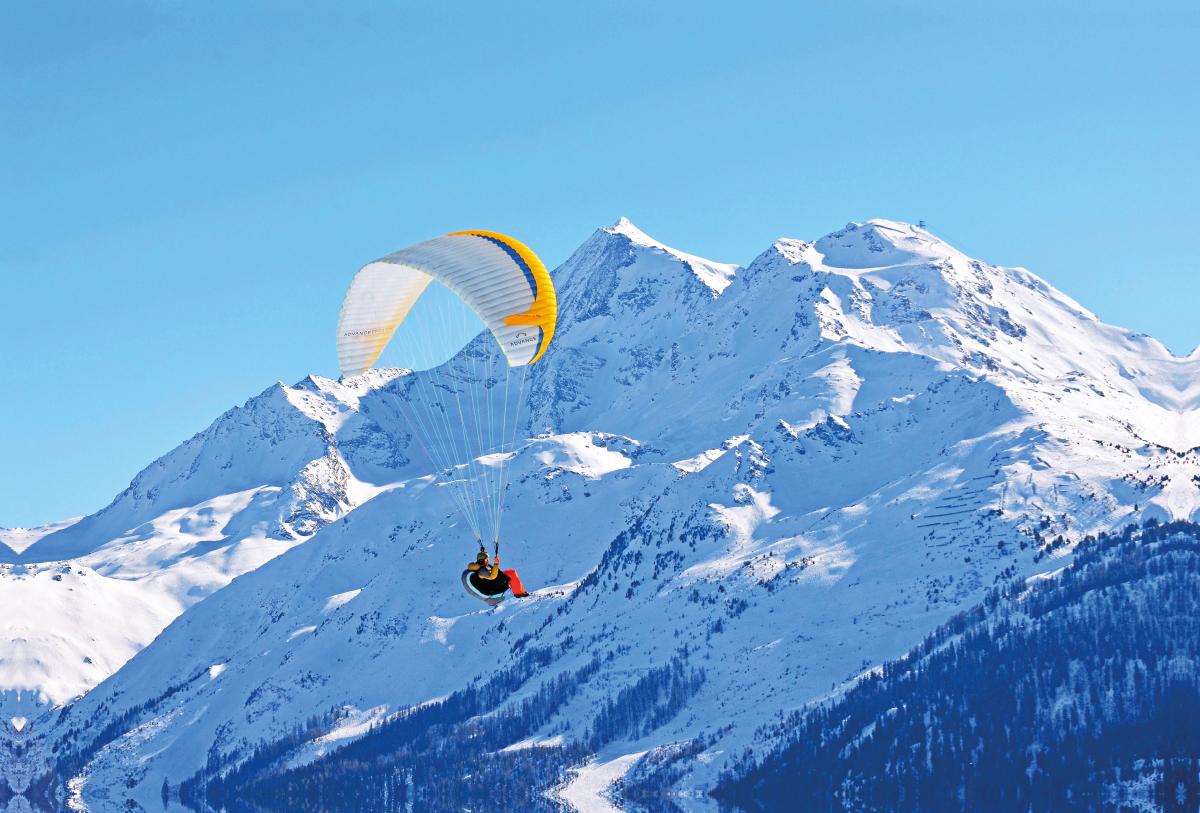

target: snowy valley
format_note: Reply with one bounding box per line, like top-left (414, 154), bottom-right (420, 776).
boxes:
top-left (3, 217), bottom-right (1200, 812)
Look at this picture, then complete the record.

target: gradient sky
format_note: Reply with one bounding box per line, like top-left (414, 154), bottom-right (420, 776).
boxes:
top-left (2, 0), bottom-right (1197, 528)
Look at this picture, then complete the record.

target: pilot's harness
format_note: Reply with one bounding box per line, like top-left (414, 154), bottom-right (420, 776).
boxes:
top-left (463, 538), bottom-right (505, 606)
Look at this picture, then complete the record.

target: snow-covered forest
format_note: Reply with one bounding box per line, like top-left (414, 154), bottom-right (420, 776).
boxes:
top-left (714, 519), bottom-right (1200, 812)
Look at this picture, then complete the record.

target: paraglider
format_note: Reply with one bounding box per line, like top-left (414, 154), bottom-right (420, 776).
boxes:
top-left (462, 548), bottom-right (529, 606)
top-left (336, 231), bottom-right (556, 605)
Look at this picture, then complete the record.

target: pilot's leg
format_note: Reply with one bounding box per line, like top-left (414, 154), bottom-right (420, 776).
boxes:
top-left (504, 569), bottom-right (529, 597)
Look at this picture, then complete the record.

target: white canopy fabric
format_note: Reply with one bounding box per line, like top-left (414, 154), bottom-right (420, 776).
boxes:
top-left (337, 231), bottom-right (556, 377)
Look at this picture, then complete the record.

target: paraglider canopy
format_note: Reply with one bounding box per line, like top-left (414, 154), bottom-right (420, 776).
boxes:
top-left (337, 231), bottom-right (556, 377)
top-left (334, 229), bottom-right (557, 553)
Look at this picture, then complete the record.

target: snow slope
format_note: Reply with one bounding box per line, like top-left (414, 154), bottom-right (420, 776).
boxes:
top-left (0, 370), bottom-right (418, 713)
top-left (0, 519), bottom-right (82, 557)
top-left (9, 218), bottom-right (1200, 810)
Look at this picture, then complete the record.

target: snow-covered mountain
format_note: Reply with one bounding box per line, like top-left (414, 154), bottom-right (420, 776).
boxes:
top-left (5, 217), bottom-right (1200, 811)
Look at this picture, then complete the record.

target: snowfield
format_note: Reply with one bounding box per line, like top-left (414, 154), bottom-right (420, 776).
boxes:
top-left (4, 217), bottom-right (1200, 810)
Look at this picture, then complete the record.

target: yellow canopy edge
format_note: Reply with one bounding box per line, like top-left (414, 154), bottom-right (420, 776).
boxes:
top-left (450, 230), bottom-right (557, 364)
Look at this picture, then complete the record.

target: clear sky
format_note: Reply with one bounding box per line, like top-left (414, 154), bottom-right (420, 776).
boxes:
top-left (2, 0), bottom-right (1197, 528)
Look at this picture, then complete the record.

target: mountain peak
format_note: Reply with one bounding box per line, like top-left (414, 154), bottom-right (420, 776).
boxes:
top-left (812, 219), bottom-right (943, 270)
top-left (600, 217), bottom-right (739, 295)
top-left (604, 217), bottom-right (681, 257)
top-left (606, 216), bottom-right (655, 245)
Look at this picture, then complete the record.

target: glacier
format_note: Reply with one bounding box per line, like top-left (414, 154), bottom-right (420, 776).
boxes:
top-left (3, 217), bottom-right (1200, 810)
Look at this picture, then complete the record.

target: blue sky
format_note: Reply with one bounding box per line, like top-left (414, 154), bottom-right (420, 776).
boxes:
top-left (1, 0), bottom-right (1197, 528)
